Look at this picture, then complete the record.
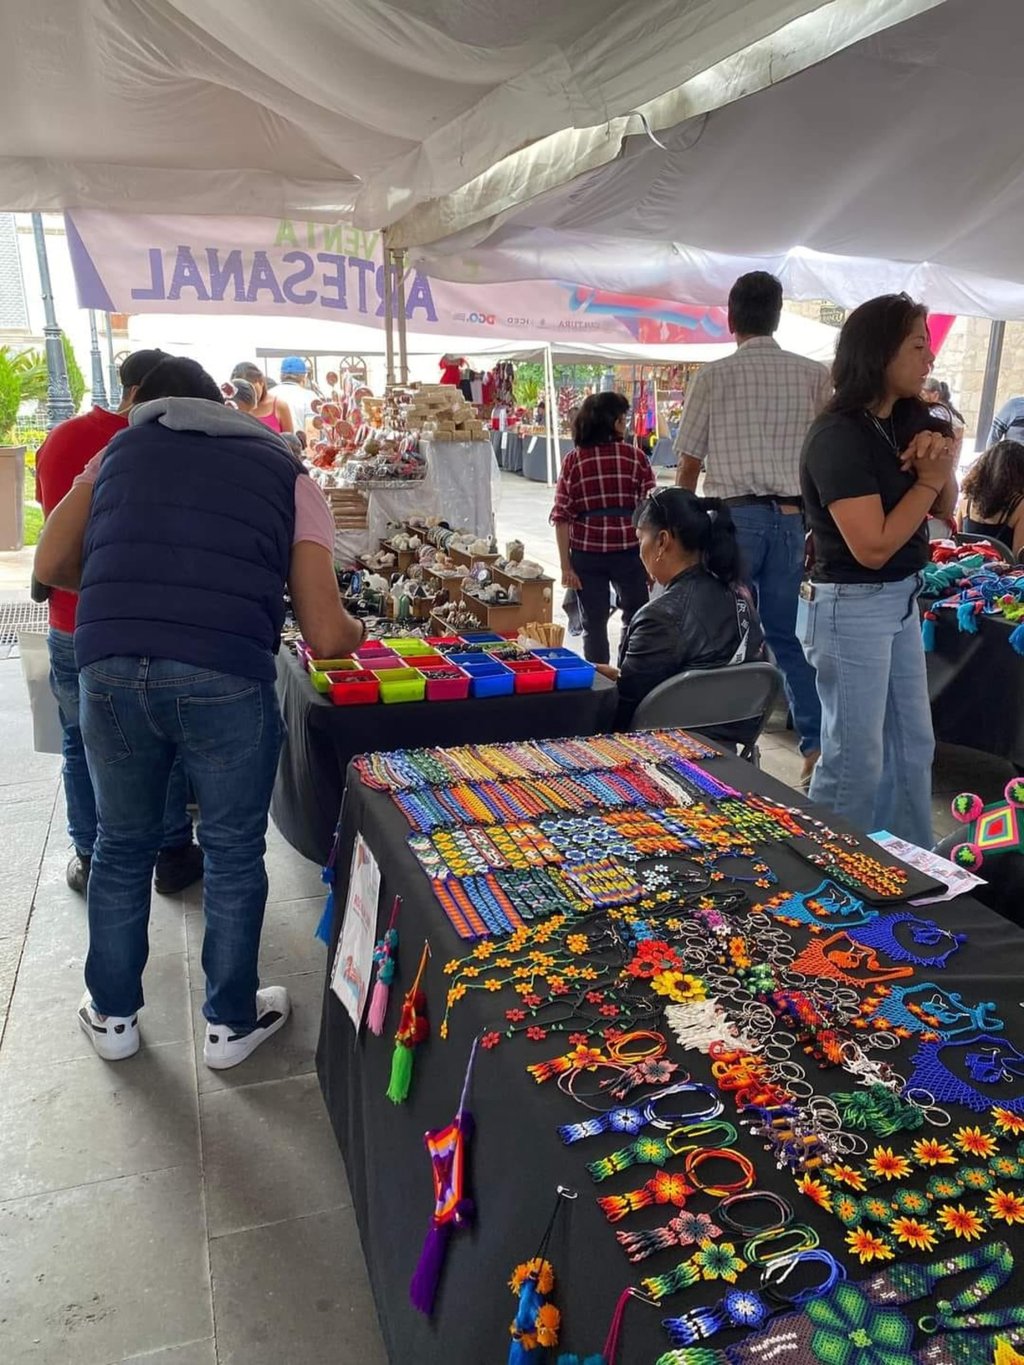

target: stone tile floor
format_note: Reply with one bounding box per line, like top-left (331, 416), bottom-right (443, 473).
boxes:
top-left (0, 469), bottom-right (1015, 1362)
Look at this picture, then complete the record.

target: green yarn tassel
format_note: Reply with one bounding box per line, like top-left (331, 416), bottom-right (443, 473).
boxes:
top-left (655, 1350), bottom-right (724, 1365)
top-left (387, 1042), bottom-right (414, 1103)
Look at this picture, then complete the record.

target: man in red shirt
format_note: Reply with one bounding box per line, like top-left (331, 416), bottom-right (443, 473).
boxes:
top-left (36, 349), bottom-right (203, 896)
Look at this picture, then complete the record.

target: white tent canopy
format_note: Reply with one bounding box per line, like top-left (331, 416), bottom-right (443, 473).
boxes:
top-left (411, 0), bottom-right (1024, 319)
top-left (0, 0), bottom-right (862, 224)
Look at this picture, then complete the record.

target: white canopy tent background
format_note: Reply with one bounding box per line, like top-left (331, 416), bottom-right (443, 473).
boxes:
top-left (0, 0), bottom-right (884, 224)
top-left (410, 0), bottom-right (1024, 320)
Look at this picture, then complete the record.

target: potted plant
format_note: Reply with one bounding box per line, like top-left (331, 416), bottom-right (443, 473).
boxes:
top-left (0, 349), bottom-right (27, 550)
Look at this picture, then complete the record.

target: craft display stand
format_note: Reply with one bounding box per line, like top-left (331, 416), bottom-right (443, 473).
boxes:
top-left (315, 739), bottom-right (1024, 1362)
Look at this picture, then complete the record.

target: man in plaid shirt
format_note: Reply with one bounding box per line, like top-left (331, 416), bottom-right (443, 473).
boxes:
top-left (552, 392), bottom-right (655, 663)
top-left (674, 272), bottom-right (830, 786)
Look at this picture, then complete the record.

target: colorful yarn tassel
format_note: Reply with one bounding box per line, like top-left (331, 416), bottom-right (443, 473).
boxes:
top-left (386, 940), bottom-right (430, 1104)
top-left (508, 1259), bottom-right (560, 1363)
top-left (921, 609), bottom-right (937, 652)
top-left (409, 1037), bottom-right (478, 1315)
top-left (314, 819), bottom-right (343, 944)
top-left (366, 896), bottom-right (400, 1036)
top-left (556, 1285), bottom-right (652, 1365)
top-left (507, 1188), bottom-right (575, 1363)
top-left (314, 865), bottom-right (335, 945)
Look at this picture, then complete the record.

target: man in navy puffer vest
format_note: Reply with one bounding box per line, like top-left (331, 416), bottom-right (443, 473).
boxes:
top-left (35, 357), bottom-right (364, 1068)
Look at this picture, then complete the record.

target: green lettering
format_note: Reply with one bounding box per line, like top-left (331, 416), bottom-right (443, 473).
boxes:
top-left (321, 223), bottom-right (344, 253)
top-left (275, 220), bottom-right (298, 247)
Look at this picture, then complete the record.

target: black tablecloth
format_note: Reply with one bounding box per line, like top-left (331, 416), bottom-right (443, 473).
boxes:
top-left (317, 746), bottom-right (1024, 1364)
top-left (271, 650), bottom-right (618, 864)
top-left (926, 606), bottom-right (1024, 766)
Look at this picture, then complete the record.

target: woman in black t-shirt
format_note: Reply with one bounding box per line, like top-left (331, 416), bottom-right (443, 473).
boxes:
top-left (799, 294), bottom-right (957, 848)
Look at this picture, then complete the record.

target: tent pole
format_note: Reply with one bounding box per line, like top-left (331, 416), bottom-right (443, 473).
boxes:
top-left (383, 249), bottom-right (395, 386)
top-left (975, 320), bottom-right (1005, 450)
top-left (544, 344), bottom-right (558, 486)
top-left (392, 248), bottom-right (409, 384)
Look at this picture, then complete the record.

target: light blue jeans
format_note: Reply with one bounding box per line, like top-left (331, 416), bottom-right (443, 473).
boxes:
top-left (730, 504), bottom-right (821, 756)
top-left (80, 657), bottom-right (283, 1029)
top-left (800, 574), bottom-right (935, 848)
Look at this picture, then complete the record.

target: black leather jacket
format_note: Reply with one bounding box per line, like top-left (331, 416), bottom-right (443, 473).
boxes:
top-left (615, 565), bottom-right (765, 732)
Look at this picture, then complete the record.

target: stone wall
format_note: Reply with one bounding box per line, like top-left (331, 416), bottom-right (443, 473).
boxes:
top-left (932, 316), bottom-right (1024, 447)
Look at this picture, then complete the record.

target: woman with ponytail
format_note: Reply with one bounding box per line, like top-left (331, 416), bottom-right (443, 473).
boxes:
top-left (600, 488), bottom-right (766, 743)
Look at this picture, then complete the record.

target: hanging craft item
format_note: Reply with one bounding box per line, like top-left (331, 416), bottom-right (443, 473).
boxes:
top-left (948, 779), bottom-right (1024, 870)
top-left (410, 1037), bottom-right (478, 1314)
top-left (507, 1186), bottom-right (576, 1363)
top-left (387, 939), bottom-right (431, 1103)
top-left (555, 1286), bottom-right (658, 1365)
top-left (367, 895), bottom-right (401, 1036)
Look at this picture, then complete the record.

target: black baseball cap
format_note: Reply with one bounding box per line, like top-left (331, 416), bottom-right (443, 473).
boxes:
top-left (118, 349), bottom-right (169, 389)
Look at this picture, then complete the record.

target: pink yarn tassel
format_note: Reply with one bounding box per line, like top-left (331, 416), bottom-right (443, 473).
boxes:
top-left (366, 896), bottom-right (400, 1037)
top-left (366, 978), bottom-right (390, 1036)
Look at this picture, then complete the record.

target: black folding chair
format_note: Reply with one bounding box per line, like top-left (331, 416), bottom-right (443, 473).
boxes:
top-left (629, 661), bottom-right (784, 763)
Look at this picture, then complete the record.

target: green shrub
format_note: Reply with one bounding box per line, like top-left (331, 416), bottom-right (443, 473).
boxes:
top-left (63, 333), bottom-right (86, 412)
top-left (0, 352), bottom-right (21, 442)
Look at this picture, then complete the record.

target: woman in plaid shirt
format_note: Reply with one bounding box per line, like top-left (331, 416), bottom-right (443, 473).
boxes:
top-left (551, 392), bottom-right (655, 663)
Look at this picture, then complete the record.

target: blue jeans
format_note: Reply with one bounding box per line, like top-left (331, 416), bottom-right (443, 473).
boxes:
top-left (48, 629), bottom-right (193, 856)
top-left (730, 505), bottom-right (821, 755)
top-left (801, 576), bottom-right (935, 849)
top-left (79, 657), bottom-right (283, 1029)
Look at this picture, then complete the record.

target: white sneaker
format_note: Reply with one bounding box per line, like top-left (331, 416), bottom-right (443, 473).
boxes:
top-left (203, 986), bottom-right (291, 1070)
top-left (77, 992), bottom-right (140, 1061)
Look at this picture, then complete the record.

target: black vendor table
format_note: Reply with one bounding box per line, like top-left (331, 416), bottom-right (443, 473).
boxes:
top-left (317, 745), bottom-right (1024, 1363)
top-left (271, 649), bottom-right (617, 864)
top-left (926, 605), bottom-right (1024, 767)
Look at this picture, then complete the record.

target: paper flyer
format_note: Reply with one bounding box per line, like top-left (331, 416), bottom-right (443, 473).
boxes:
top-left (330, 833), bottom-right (381, 1029)
top-left (868, 830), bottom-right (985, 905)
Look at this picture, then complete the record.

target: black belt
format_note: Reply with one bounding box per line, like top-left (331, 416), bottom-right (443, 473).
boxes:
top-left (723, 494), bottom-right (803, 509)
top-left (576, 506), bottom-right (636, 519)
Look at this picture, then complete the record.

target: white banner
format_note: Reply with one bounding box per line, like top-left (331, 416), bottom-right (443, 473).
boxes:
top-left (64, 211), bottom-right (734, 347)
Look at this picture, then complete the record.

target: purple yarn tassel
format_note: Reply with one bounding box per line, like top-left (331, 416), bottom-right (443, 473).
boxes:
top-left (409, 1220), bottom-right (452, 1315)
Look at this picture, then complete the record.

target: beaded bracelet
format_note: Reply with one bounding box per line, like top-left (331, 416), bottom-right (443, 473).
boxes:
top-left (587, 1121), bottom-right (738, 1183)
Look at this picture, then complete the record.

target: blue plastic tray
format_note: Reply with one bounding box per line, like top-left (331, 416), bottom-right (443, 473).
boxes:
top-left (545, 656), bottom-right (596, 690)
top-left (458, 659), bottom-right (515, 698)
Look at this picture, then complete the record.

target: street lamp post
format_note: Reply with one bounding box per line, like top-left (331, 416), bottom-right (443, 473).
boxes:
top-left (88, 309), bottom-right (108, 408)
top-left (105, 316), bottom-right (122, 407)
top-left (30, 212), bottom-right (75, 428)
